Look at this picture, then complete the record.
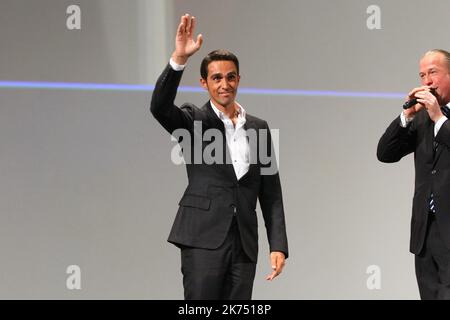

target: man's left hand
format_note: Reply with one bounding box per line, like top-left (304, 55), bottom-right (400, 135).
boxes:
top-left (266, 251), bottom-right (286, 281)
top-left (415, 89), bottom-right (444, 122)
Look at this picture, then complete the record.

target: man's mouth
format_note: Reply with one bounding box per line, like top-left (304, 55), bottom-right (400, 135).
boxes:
top-left (430, 87), bottom-right (439, 98)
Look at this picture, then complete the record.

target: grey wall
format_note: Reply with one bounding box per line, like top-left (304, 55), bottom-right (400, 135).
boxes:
top-left (2, 0), bottom-right (449, 299)
top-left (0, 0), bottom-right (172, 84)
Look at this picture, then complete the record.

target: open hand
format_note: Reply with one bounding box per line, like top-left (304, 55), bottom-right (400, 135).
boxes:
top-left (171, 14), bottom-right (203, 65)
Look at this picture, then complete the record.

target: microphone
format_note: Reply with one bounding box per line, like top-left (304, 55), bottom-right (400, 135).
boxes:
top-left (403, 88), bottom-right (436, 109)
top-left (402, 98), bottom-right (418, 110)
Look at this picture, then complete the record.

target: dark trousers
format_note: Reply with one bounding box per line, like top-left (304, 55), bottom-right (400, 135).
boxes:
top-left (415, 214), bottom-right (450, 299)
top-left (180, 219), bottom-right (257, 300)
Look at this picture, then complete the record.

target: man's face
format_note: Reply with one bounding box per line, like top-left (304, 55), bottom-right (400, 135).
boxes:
top-left (200, 60), bottom-right (240, 109)
top-left (419, 52), bottom-right (450, 105)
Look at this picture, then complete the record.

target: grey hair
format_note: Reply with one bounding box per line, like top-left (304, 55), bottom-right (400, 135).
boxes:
top-left (423, 49), bottom-right (450, 71)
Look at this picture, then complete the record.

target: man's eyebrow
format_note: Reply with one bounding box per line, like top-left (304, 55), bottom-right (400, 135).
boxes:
top-left (210, 71), bottom-right (237, 77)
top-left (419, 68), bottom-right (438, 75)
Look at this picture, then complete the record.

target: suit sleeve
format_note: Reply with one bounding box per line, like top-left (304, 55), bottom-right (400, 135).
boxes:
top-left (150, 63), bottom-right (194, 133)
top-left (258, 121), bottom-right (289, 259)
top-left (377, 115), bottom-right (416, 163)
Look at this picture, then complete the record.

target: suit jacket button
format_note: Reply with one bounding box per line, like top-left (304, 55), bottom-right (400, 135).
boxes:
top-left (431, 170), bottom-right (437, 175)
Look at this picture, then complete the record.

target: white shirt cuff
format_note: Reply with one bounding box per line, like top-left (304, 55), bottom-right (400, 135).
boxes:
top-left (169, 58), bottom-right (186, 71)
top-left (400, 111), bottom-right (414, 128)
top-left (434, 116), bottom-right (448, 136)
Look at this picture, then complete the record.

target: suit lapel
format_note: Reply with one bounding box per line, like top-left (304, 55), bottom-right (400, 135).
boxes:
top-left (202, 101), bottom-right (225, 133)
top-left (420, 116), bottom-right (434, 165)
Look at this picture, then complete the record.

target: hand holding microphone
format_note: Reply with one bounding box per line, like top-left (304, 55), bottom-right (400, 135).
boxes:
top-left (403, 86), bottom-right (443, 122)
top-left (403, 87), bottom-right (436, 109)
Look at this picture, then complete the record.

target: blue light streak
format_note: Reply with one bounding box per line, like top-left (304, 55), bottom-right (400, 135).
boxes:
top-left (0, 80), bottom-right (404, 99)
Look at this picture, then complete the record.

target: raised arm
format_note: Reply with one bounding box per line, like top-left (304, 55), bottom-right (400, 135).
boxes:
top-left (150, 14), bottom-right (203, 133)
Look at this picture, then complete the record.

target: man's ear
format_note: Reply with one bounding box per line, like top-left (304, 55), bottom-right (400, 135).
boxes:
top-left (200, 78), bottom-right (208, 90)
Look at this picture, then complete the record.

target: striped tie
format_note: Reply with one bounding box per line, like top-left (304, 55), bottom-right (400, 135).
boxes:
top-left (442, 105), bottom-right (450, 118)
top-left (430, 140), bottom-right (437, 214)
top-left (429, 193), bottom-right (436, 214)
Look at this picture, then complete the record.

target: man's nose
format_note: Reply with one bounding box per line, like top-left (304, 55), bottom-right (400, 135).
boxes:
top-left (423, 75), bottom-right (433, 86)
top-left (221, 78), bottom-right (231, 88)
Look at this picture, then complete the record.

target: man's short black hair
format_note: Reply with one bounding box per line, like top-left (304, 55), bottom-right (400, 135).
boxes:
top-left (200, 49), bottom-right (239, 80)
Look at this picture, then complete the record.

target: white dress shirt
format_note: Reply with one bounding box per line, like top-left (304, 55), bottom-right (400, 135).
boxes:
top-left (209, 101), bottom-right (250, 180)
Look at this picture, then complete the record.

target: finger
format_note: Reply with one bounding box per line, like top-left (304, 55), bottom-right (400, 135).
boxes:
top-left (277, 262), bottom-right (285, 275)
top-left (407, 89), bottom-right (421, 100)
top-left (185, 14), bottom-right (192, 35)
top-left (275, 257), bottom-right (285, 274)
top-left (190, 16), bottom-right (196, 36)
top-left (416, 98), bottom-right (428, 108)
top-left (266, 255), bottom-right (277, 281)
top-left (423, 90), bottom-right (437, 99)
top-left (177, 15), bottom-right (186, 35)
top-left (414, 91), bottom-right (426, 99)
top-left (408, 86), bottom-right (429, 99)
top-left (177, 21), bottom-right (184, 36)
top-left (196, 34), bottom-right (203, 50)
top-left (270, 255), bottom-right (277, 270)
top-left (182, 14), bottom-right (189, 33)
top-left (414, 103), bottom-right (426, 113)
top-left (266, 270), bottom-right (278, 281)
top-left (407, 88), bottom-right (420, 97)
top-left (415, 91), bottom-right (435, 102)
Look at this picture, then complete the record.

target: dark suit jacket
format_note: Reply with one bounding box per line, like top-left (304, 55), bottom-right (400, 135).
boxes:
top-left (377, 110), bottom-right (450, 254)
top-left (150, 64), bottom-right (289, 262)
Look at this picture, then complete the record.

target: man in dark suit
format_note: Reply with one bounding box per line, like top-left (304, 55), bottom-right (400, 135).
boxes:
top-left (150, 14), bottom-right (288, 300)
top-left (377, 49), bottom-right (450, 299)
